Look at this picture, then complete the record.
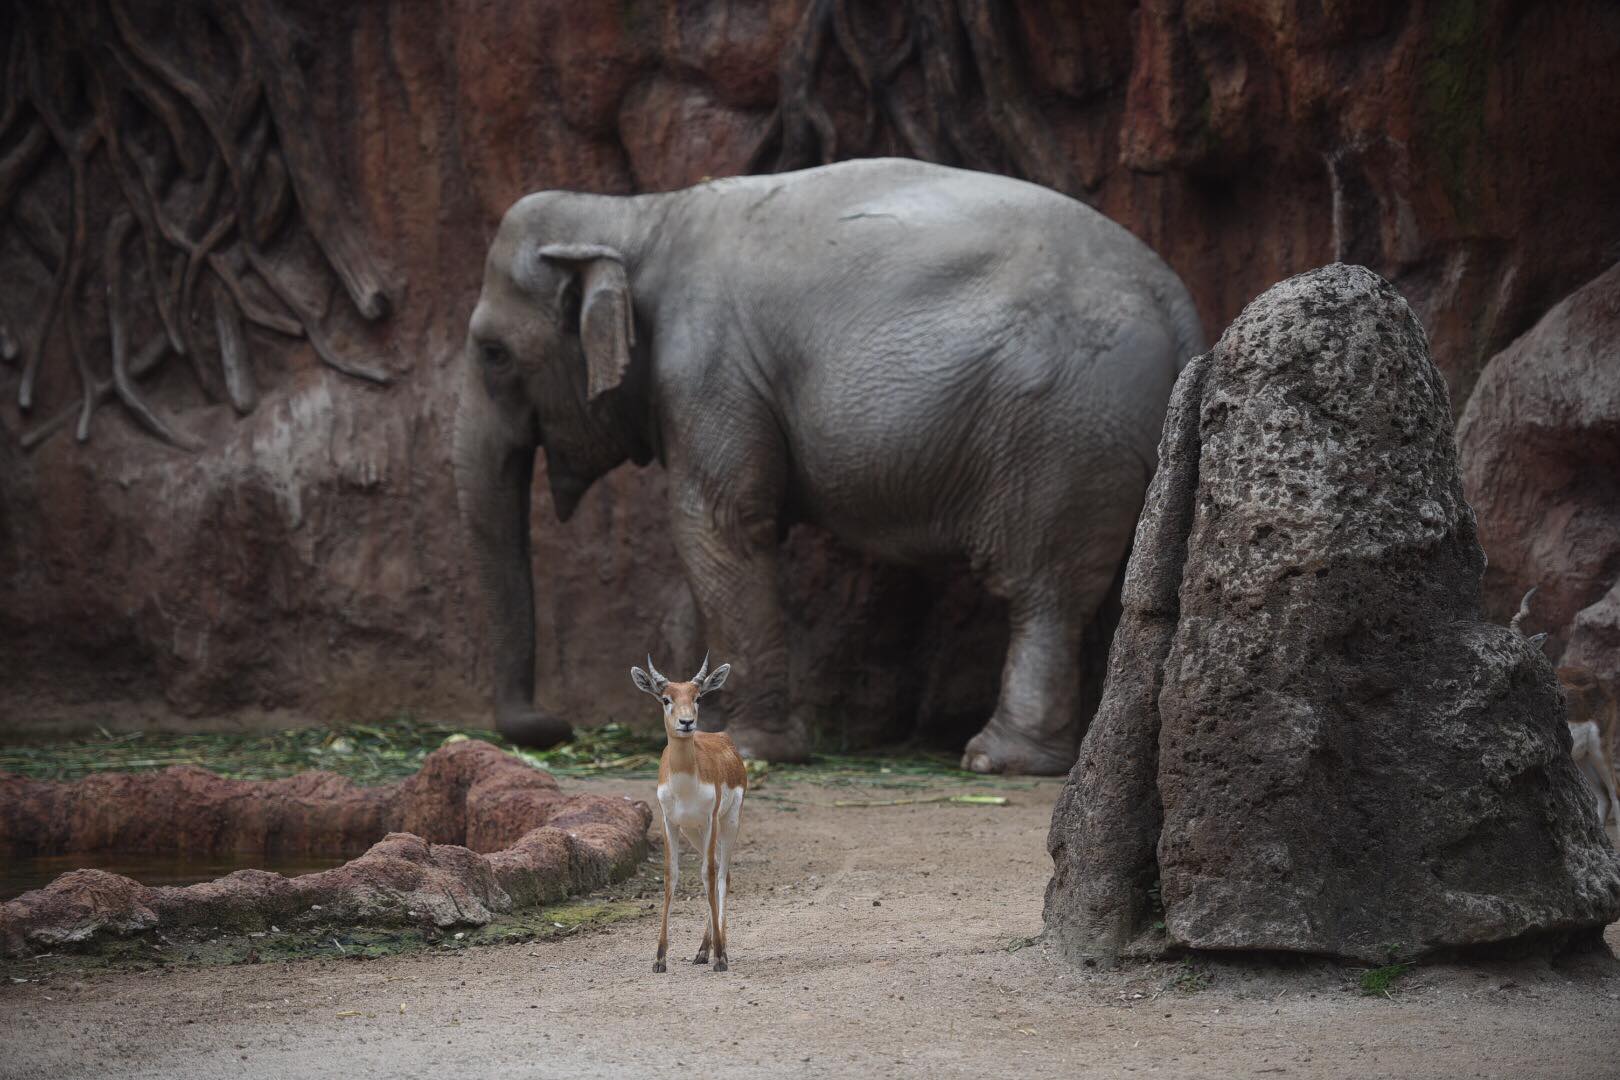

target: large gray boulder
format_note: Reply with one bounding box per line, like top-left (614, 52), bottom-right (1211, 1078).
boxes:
top-left (1044, 264), bottom-right (1620, 965)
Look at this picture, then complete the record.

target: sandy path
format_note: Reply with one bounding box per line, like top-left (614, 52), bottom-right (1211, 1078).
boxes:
top-left (3, 774), bottom-right (1618, 1079)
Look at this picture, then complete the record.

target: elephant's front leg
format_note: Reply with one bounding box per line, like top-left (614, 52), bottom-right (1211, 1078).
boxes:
top-left (668, 482), bottom-right (808, 763)
top-left (962, 600), bottom-right (1087, 776)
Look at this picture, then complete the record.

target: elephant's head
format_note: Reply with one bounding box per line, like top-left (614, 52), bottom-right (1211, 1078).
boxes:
top-left (451, 194), bottom-right (652, 747)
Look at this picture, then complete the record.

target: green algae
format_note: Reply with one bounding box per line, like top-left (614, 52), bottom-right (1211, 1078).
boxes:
top-left (0, 874), bottom-right (656, 981)
top-left (1418, 0), bottom-right (1490, 222)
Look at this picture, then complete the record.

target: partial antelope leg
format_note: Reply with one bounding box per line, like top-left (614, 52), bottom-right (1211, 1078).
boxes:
top-left (705, 794), bottom-right (726, 971)
top-left (655, 816), bottom-right (679, 972)
top-left (714, 789), bottom-right (742, 971)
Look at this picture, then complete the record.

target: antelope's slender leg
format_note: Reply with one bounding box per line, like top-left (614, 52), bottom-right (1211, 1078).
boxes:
top-left (715, 792), bottom-right (741, 969)
top-left (655, 814), bottom-right (679, 973)
top-left (696, 848), bottom-right (709, 965)
top-left (705, 793), bottom-right (725, 971)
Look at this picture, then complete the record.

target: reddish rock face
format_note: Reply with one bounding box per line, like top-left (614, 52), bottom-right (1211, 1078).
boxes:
top-left (1458, 262), bottom-right (1620, 674)
top-left (0, 766), bottom-right (396, 860)
top-left (0, 870), bottom-right (160, 952)
top-left (0, 741), bottom-right (652, 956)
top-left (2, 1), bottom-right (1617, 739)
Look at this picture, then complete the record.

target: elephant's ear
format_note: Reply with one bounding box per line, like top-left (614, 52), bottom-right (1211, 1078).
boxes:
top-left (539, 244), bottom-right (636, 403)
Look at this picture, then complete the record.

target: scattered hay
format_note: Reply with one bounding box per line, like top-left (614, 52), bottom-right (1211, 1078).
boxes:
top-left (0, 720), bottom-right (1042, 791)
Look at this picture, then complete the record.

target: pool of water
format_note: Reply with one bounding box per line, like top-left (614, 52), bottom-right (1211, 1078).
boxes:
top-left (1, 852), bottom-right (356, 901)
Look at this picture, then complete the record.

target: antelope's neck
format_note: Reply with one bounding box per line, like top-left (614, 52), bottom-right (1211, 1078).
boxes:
top-left (664, 735), bottom-right (699, 778)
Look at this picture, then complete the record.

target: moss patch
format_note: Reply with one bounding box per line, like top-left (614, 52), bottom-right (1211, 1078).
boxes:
top-left (1418, 0), bottom-right (1490, 222)
top-left (0, 864), bottom-right (660, 982)
top-left (1171, 959), bottom-right (1213, 993)
top-left (1358, 962), bottom-right (1414, 998)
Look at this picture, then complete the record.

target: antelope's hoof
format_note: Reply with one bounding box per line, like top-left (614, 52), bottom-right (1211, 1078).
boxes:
top-left (653, 959), bottom-right (667, 973)
top-left (712, 959), bottom-right (729, 972)
top-left (693, 953), bottom-right (709, 965)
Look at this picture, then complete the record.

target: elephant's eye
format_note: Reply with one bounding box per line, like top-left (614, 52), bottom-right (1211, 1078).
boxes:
top-left (478, 342), bottom-right (512, 371)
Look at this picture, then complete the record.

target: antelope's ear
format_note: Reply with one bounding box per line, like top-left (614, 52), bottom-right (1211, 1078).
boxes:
top-left (631, 666), bottom-right (658, 696)
top-left (699, 663), bottom-right (731, 697)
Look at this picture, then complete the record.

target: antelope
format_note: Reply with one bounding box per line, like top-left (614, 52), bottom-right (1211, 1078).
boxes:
top-left (1511, 588), bottom-right (1620, 832)
top-left (1557, 664), bottom-right (1620, 834)
top-left (631, 653), bottom-right (745, 972)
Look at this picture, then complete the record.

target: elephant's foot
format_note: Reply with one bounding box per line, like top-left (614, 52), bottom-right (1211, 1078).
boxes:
top-left (962, 720), bottom-right (1076, 776)
top-left (728, 723), bottom-right (811, 764)
top-left (495, 706), bottom-right (573, 750)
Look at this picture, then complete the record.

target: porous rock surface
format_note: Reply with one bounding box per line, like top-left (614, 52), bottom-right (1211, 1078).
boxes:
top-left (0, 740), bottom-right (651, 956)
top-left (1044, 264), bottom-right (1620, 965)
top-left (1459, 261), bottom-right (1620, 677)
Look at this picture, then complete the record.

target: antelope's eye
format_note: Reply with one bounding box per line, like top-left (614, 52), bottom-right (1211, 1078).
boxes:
top-left (661, 696), bottom-right (671, 706)
top-left (479, 342), bottom-right (512, 370)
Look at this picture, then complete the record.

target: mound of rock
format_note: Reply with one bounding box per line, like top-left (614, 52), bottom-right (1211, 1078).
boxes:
top-left (0, 764), bottom-right (396, 858)
top-left (1044, 264), bottom-right (1620, 965)
top-left (1458, 261), bottom-right (1620, 676)
top-left (0, 741), bottom-right (650, 956)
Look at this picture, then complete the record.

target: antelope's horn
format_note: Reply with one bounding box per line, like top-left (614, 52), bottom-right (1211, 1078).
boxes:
top-left (1511, 587), bottom-right (1537, 637)
top-left (692, 651), bottom-right (710, 685)
top-left (646, 654), bottom-right (668, 688)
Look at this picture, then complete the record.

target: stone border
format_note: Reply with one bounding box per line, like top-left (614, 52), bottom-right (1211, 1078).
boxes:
top-left (0, 741), bottom-right (651, 956)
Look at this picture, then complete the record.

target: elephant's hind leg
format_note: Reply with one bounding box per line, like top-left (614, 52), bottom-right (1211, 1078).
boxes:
top-left (963, 497), bottom-right (1135, 776)
top-left (962, 597), bottom-right (1090, 775)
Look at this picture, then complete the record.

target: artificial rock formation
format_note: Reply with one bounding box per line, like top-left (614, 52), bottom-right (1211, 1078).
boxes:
top-left (1459, 262), bottom-right (1620, 677)
top-left (0, 1), bottom-right (395, 451)
top-left (4, 1), bottom-right (1620, 747)
top-left (0, 740), bottom-right (652, 956)
top-left (1044, 265), bottom-right (1620, 964)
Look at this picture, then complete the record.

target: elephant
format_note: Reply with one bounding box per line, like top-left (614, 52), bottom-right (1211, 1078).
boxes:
top-left (453, 157), bottom-right (1204, 773)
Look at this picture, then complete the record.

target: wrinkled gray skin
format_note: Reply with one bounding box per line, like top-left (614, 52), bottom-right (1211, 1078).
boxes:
top-left (454, 158), bottom-right (1202, 771)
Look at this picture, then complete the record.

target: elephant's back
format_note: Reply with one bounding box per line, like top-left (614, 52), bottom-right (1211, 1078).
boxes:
top-left (697, 159), bottom-right (1162, 279)
top-left (689, 159), bottom-right (1198, 363)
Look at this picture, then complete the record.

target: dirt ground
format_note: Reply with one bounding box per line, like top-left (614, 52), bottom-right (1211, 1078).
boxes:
top-left (3, 773), bottom-right (1618, 1080)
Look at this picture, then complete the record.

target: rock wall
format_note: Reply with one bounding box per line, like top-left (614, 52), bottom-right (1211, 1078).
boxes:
top-left (3, 1), bottom-right (1618, 738)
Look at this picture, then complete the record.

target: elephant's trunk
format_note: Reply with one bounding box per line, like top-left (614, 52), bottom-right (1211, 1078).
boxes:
top-left (451, 361), bottom-right (572, 748)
